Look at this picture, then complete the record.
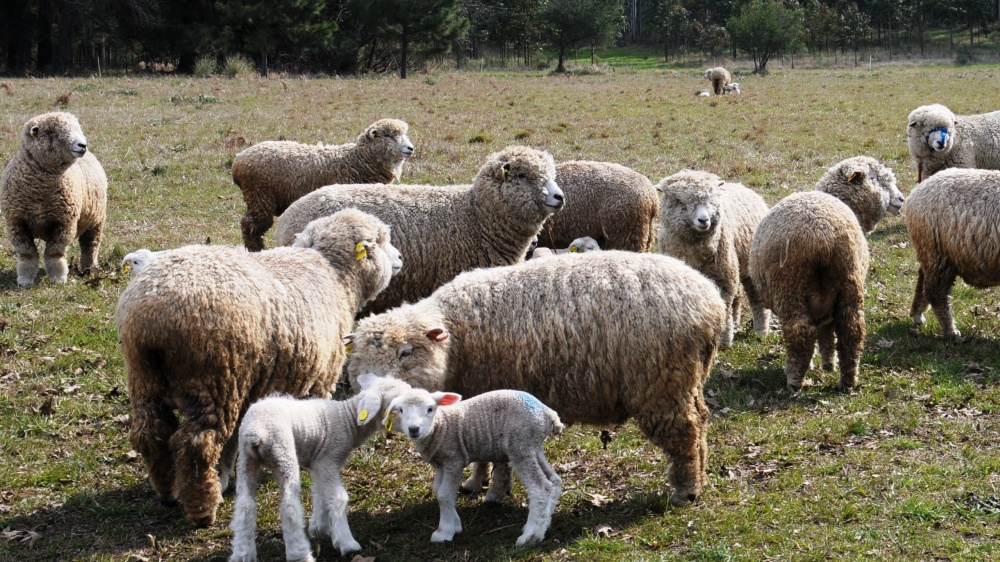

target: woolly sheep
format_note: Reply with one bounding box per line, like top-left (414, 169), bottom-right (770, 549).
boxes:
top-left (229, 374), bottom-right (413, 561)
top-left (345, 251), bottom-right (726, 507)
top-left (528, 236), bottom-right (601, 259)
top-left (749, 157), bottom-right (903, 391)
top-left (1, 112), bottom-right (107, 287)
top-left (907, 104), bottom-right (1000, 182)
top-left (656, 170), bottom-right (770, 346)
top-left (535, 161), bottom-right (658, 252)
top-left (385, 388), bottom-right (563, 546)
top-left (904, 168), bottom-right (1000, 341)
top-left (703, 67), bottom-right (732, 96)
top-left (116, 209), bottom-right (402, 526)
top-left (232, 118), bottom-right (414, 251)
top-left (723, 82), bottom-right (741, 95)
top-left (275, 146), bottom-right (565, 315)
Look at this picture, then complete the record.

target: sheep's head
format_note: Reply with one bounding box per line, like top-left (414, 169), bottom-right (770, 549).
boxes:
top-left (817, 156), bottom-right (904, 234)
top-left (907, 104), bottom-right (956, 158)
top-left (357, 118), bottom-right (414, 180)
top-left (474, 146), bottom-right (563, 229)
top-left (121, 249), bottom-right (156, 278)
top-left (568, 236), bottom-right (601, 253)
top-left (293, 208), bottom-right (403, 302)
top-left (345, 304), bottom-right (451, 392)
top-left (354, 373), bottom-right (413, 427)
top-left (19, 112), bottom-right (89, 171)
top-left (383, 387), bottom-right (461, 439)
top-left (656, 170), bottom-right (724, 239)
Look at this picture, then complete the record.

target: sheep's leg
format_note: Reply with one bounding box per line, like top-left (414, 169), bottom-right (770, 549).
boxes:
top-left (923, 265), bottom-right (961, 341)
top-left (720, 292), bottom-right (736, 347)
top-left (461, 462), bottom-right (490, 495)
top-left (171, 421), bottom-right (225, 526)
top-left (731, 289), bottom-right (745, 332)
top-left (742, 278), bottom-right (771, 335)
top-left (42, 222), bottom-right (74, 284)
top-left (77, 224), bottom-right (103, 274)
top-left (272, 457), bottom-right (314, 562)
top-left (817, 323), bottom-right (837, 372)
top-left (312, 466), bottom-right (361, 556)
top-left (782, 316), bottom-right (818, 392)
top-left (638, 390), bottom-right (708, 507)
top-left (431, 466), bottom-right (464, 542)
top-left (510, 453), bottom-right (559, 546)
top-left (217, 433), bottom-right (240, 494)
top-left (537, 451), bottom-right (563, 522)
top-left (129, 397), bottom-right (179, 505)
top-left (240, 209), bottom-right (272, 252)
top-left (834, 304), bottom-right (866, 390)
top-left (910, 268), bottom-right (930, 325)
top-left (7, 221), bottom-right (40, 287)
top-left (229, 448), bottom-right (262, 562)
top-left (484, 463), bottom-right (512, 504)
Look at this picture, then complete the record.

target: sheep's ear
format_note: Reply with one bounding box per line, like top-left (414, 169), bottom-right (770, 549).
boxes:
top-left (569, 244), bottom-right (579, 253)
top-left (426, 328), bottom-right (449, 342)
top-left (655, 185), bottom-right (663, 194)
top-left (907, 121), bottom-right (919, 130)
top-left (356, 390), bottom-right (382, 426)
top-left (432, 392), bottom-right (461, 406)
top-left (369, 128), bottom-right (379, 139)
top-left (847, 169), bottom-right (866, 184)
top-left (292, 231), bottom-right (313, 249)
top-left (30, 126), bottom-right (39, 137)
top-left (501, 162), bottom-right (511, 181)
top-left (717, 180), bottom-right (726, 188)
top-left (354, 241), bottom-right (368, 261)
top-left (344, 334), bottom-right (356, 354)
top-left (382, 398), bottom-right (401, 431)
top-left (357, 373), bottom-right (377, 389)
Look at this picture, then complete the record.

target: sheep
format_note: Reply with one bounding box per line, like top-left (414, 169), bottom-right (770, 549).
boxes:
top-left (232, 118), bottom-right (414, 252)
top-left (904, 168), bottom-right (1000, 341)
top-left (116, 208), bottom-right (403, 526)
top-left (1, 112), bottom-right (107, 287)
top-left (274, 145), bottom-right (565, 316)
top-left (656, 170), bottom-right (771, 346)
top-left (697, 89), bottom-right (711, 97)
top-left (229, 374), bottom-right (413, 561)
top-left (535, 161), bottom-right (658, 252)
top-left (528, 236), bottom-right (601, 259)
top-left (384, 388), bottom-right (563, 546)
top-left (345, 251), bottom-right (726, 507)
top-left (906, 103), bottom-right (1000, 182)
top-left (749, 157), bottom-right (904, 392)
top-left (121, 248), bottom-right (167, 278)
top-left (723, 82), bottom-right (741, 95)
top-left (703, 67), bottom-right (732, 95)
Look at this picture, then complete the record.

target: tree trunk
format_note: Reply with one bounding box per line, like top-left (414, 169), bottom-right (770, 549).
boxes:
top-left (556, 41), bottom-right (565, 73)
top-left (54, 0), bottom-right (74, 74)
top-left (590, 45), bottom-right (595, 65)
top-left (400, 29), bottom-right (408, 79)
top-left (260, 52), bottom-right (268, 77)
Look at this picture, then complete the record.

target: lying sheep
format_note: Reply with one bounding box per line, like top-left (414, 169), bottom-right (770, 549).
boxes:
top-left (529, 236), bottom-right (601, 259)
top-left (907, 104), bottom-right (1000, 182)
top-left (704, 67), bottom-right (732, 95)
top-left (905, 168), bottom-right (1000, 341)
top-left (749, 157), bottom-right (904, 391)
top-left (275, 146), bottom-right (564, 315)
top-left (1, 111), bottom-right (107, 286)
top-left (117, 209), bottom-right (402, 526)
top-left (535, 161), bottom-right (658, 252)
top-left (723, 82), bottom-right (741, 95)
top-left (697, 89), bottom-right (711, 97)
top-left (346, 251), bottom-right (726, 507)
top-left (229, 374), bottom-right (413, 561)
top-left (656, 170), bottom-right (770, 345)
top-left (385, 388), bottom-right (563, 546)
top-left (232, 118), bottom-right (414, 251)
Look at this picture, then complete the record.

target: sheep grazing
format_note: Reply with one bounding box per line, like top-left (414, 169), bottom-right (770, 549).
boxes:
top-left (275, 146), bottom-right (565, 315)
top-left (345, 251), bottom-right (726, 507)
top-left (528, 236), bottom-right (601, 259)
top-left (723, 82), bottom-right (741, 95)
top-left (116, 209), bottom-right (402, 526)
top-left (232, 118), bottom-right (414, 251)
top-left (1, 112), bottom-right (107, 287)
top-left (121, 248), bottom-right (167, 278)
top-left (656, 170), bottom-right (771, 345)
top-left (229, 374), bottom-right (413, 561)
top-left (749, 157), bottom-right (904, 391)
top-left (535, 161), bottom-right (658, 252)
top-left (385, 388), bottom-right (563, 546)
top-left (904, 168), bottom-right (1000, 341)
top-left (703, 67), bottom-right (732, 95)
top-left (907, 103), bottom-right (1000, 182)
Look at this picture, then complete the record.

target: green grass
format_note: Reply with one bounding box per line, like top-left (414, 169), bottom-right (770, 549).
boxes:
top-left (2, 66), bottom-right (1000, 561)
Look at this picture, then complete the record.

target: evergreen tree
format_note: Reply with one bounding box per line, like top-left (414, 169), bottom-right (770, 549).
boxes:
top-left (727, 0), bottom-right (804, 74)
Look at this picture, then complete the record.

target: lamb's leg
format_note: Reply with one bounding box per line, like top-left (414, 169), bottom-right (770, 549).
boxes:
top-left (484, 463), bottom-right (513, 504)
top-left (782, 316), bottom-right (818, 392)
top-left (909, 267), bottom-right (930, 326)
top-left (431, 465), bottom-right (464, 542)
top-left (537, 451), bottom-right (563, 522)
top-left (460, 462), bottom-right (490, 495)
top-left (77, 224), bottom-right (103, 274)
top-left (834, 303), bottom-right (866, 390)
top-left (218, 433), bottom-right (240, 494)
top-left (923, 265), bottom-right (961, 341)
top-left (7, 221), bottom-right (40, 287)
top-left (129, 396), bottom-right (179, 505)
top-left (510, 453), bottom-right (559, 546)
top-left (42, 222), bottom-right (74, 284)
top-left (272, 456), bottom-right (314, 562)
top-left (229, 447), bottom-right (262, 562)
top-left (311, 466), bottom-right (362, 556)
top-left (817, 322), bottom-right (837, 372)
top-left (240, 209), bottom-right (272, 252)
top-left (638, 389), bottom-right (708, 507)
top-left (742, 278), bottom-right (771, 335)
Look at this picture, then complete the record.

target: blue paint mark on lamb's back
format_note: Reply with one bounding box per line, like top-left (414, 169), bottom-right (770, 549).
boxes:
top-left (515, 390), bottom-right (546, 416)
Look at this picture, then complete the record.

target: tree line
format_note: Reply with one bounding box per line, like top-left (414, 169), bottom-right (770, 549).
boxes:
top-left (1, 0), bottom-right (997, 77)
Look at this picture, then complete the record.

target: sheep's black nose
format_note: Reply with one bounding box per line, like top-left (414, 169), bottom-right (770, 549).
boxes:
top-left (407, 426), bottom-right (420, 438)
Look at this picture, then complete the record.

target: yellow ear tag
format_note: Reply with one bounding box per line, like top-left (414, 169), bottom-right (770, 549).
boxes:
top-left (385, 411), bottom-right (396, 432)
top-left (848, 171), bottom-right (863, 182)
top-left (345, 342), bottom-right (354, 354)
top-left (355, 241), bottom-right (367, 261)
top-left (121, 262), bottom-right (132, 275)
top-left (358, 409), bottom-right (369, 421)
top-left (569, 246), bottom-right (578, 253)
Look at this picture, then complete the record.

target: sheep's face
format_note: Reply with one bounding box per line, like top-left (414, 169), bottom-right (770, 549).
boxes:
top-left (568, 236), bottom-right (601, 253)
top-left (384, 389), bottom-right (461, 440)
top-left (477, 147), bottom-right (563, 224)
top-left (359, 118), bottom-right (415, 162)
top-left (873, 162), bottom-right (905, 215)
top-left (354, 374), bottom-right (413, 427)
top-left (20, 112), bottom-right (89, 171)
top-left (822, 157), bottom-right (904, 232)
top-left (121, 249), bottom-right (155, 278)
top-left (656, 172), bottom-right (724, 238)
top-left (345, 309), bottom-right (451, 392)
top-left (907, 104), bottom-right (956, 157)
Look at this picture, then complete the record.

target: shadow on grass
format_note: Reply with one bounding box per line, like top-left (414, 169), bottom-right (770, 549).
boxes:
top-left (866, 318), bottom-right (1000, 385)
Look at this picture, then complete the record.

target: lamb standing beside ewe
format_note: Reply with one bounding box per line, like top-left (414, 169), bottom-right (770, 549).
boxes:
top-left (1, 112), bottom-right (107, 287)
top-left (723, 83), bottom-right (741, 95)
top-left (117, 209), bottom-right (402, 526)
top-left (346, 251), bottom-right (726, 507)
top-left (229, 374), bottom-right (413, 561)
top-left (749, 157), bottom-right (904, 391)
top-left (385, 388), bottom-right (563, 546)
top-left (656, 170), bottom-right (770, 345)
top-left (904, 168), bottom-right (1000, 341)
top-left (907, 103), bottom-right (1000, 182)
top-left (704, 67), bottom-right (732, 95)
top-left (535, 161), bottom-right (658, 252)
top-left (232, 118), bottom-right (414, 251)
top-left (275, 146), bottom-right (564, 315)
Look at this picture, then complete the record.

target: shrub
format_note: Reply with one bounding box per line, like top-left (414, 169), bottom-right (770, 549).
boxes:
top-left (223, 54), bottom-right (256, 78)
top-left (193, 56), bottom-right (217, 77)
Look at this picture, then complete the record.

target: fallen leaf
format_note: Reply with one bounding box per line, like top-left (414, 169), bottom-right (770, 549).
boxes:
top-left (588, 493), bottom-right (611, 507)
top-left (592, 524), bottom-right (613, 538)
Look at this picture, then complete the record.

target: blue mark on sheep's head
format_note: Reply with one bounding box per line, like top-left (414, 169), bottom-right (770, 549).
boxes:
top-left (515, 391), bottom-right (546, 416)
top-left (927, 127), bottom-right (949, 151)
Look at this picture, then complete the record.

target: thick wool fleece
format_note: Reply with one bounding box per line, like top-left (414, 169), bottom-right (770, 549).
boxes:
top-left (1, 111), bottom-right (107, 286)
top-left (232, 118), bottom-right (413, 251)
top-left (907, 104), bottom-right (1000, 182)
top-left (704, 67), bottom-right (732, 95)
top-left (346, 251), bottom-right (725, 507)
top-left (815, 156), bottom-right (904, 234)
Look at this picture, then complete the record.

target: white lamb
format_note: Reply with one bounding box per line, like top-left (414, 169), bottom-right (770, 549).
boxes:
top-left (528, 236), bottom-right (601, 259)
top-left (120, 248), bottom-right (165, 278)
top-left (384, 388), bottom-right (563, 547)
top-left (723, 82), bottom-right (741, 95)
top-left (229, 374), bottom-right (413, 562)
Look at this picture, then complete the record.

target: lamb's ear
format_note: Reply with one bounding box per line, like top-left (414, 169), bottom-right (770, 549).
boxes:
top-left (356, 390), bottom-right (383, 426)
top-left (344, 333), bottom-right (356, 355)
top-left (431, 392), bottom-right (462, 406)
top-left (356, 373), bottom-right (377, 389)
top-left (292, 231), bottom-right (313, 249)
top-left (382, 397), bottom-right (402, 431)
top-left (426, 328), bottom-right (449, 342)
top-left (30, 126), bottom-right (40, 138)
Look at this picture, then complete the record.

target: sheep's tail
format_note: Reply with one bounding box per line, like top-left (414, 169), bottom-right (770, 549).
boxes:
top-left (547, 409), bottom-right (565, 436)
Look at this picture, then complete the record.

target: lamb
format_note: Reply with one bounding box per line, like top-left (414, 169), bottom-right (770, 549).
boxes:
top-left (1, 112), bottom-right (107, 287)
top-left (656, 170), bottom-right (770, 346)
top-left (697, 89), bottom-right (711, 97)
top-left (529, 236), bottom-right (601, 259)
top-left (703, 67), bottom-right (732, 95)
top-left (749, 157), bottom-right (904, 391)
top-left (535, 161), bottom-right (658, 252)
top-left (723, 82), bottom-right (741, 95)
top-left (384, 388), bottom-right (563, 546)
top-left (906, 103), bottom-right (1000, 182)
top-left (229, 374), bottom-right (413, 561)
top-left (232, 118), bottom-right (414, 251)
top-left (116, 209), bottom-right (402, 526)
top-left (345, 251), bottom-right (726, 507)
top-left (121, 248), bottom-right (167, 278)
top-left (904, 168), bottom-right (1000, 341)
top-left (275, 146), bottom-right (565, 316)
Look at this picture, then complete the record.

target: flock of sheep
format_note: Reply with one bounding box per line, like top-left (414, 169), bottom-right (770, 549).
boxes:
top-left (1, 96), bottom-right (999, 560)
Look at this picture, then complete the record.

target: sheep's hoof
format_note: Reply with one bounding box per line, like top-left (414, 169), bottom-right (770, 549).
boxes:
top-left (337, 540), bottom-right (362, 556)
top-left (458, 485), bottom-right (479, 496)
top-left (911, 313), bottom-right (925, 326)
top-left (837, 378), bottom-right (858, 392)
top-left (951, 332), bottom-right (966, 344)
top-left (188, 512), bottom-right (216, 528)
top-left (668, 489), bottom-right (698, 507)
top-left (158, 496), bottom-right (179, 508)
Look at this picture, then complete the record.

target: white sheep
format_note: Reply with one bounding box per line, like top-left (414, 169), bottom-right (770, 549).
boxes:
top-left (697, 89), bottom-right (711, 97)
top-left (703, 67), bottom-right (732, 95)
top-left (907, 103), bottom-right (1000, 182)
top-left (528, 236), bottom-right (601, 259)
top-left (384, 388), bottom-right (563, 546)
top-left (723, 82), bottom-right (741, 95)
top-left (229, 374), bottom-right (413, 562)
top-left (120, 248), bottom-right (166, 278)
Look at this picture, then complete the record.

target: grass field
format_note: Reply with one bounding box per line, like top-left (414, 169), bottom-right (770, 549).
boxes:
top-left (1, 64), bottom-right (1000, 562)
